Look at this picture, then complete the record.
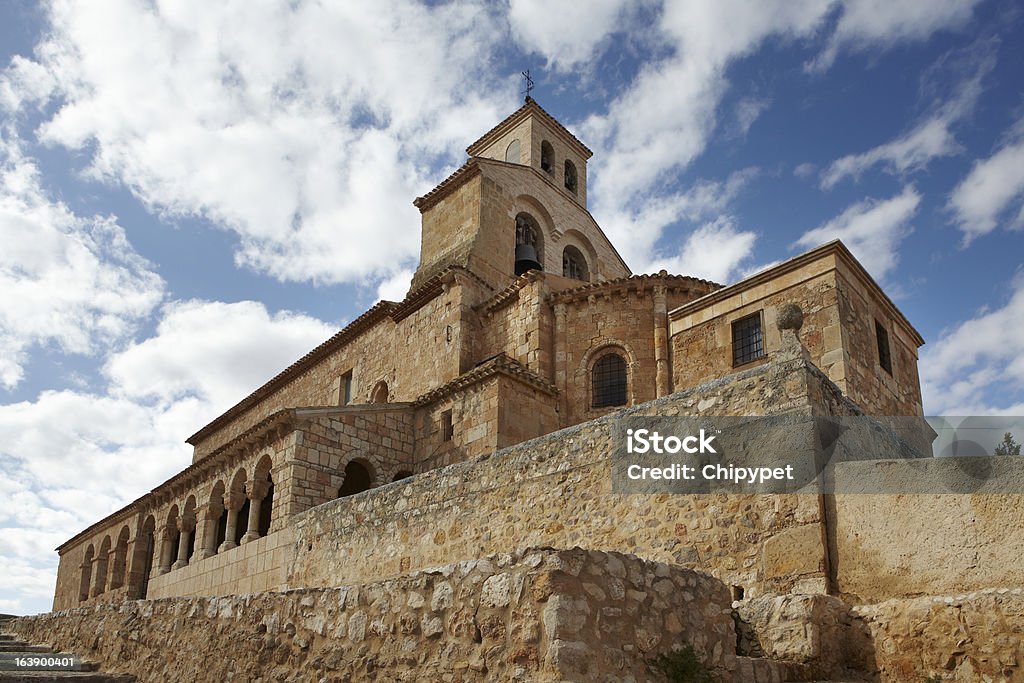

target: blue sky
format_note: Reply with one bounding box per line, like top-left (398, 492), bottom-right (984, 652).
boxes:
top-left (1, 0), bottom-right (1023, 615)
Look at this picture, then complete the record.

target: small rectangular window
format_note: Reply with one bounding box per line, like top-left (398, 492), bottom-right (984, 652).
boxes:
top-left (341, 371), bottom-right (353, 405)
top-left (875, 321), bottom-right (892, 375)
top-left (441, 409), bottom-right (454, 442)
top-left (732, 313), bottom-right (765, 366)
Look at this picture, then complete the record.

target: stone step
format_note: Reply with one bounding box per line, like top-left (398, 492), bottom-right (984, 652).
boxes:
top-left (0, 647), bottom-right (49, 654)
top-left (735, 655), bottom-right (789, 683)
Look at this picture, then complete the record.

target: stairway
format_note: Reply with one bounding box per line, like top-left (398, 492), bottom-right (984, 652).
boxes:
top-left (0, 633), bottom-right (134, 682)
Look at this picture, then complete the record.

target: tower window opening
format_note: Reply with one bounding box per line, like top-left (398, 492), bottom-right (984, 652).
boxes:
top-left (540, 140), bottom-right (554, 174)
top-left (562, 246), bottom-right (589, 281)
top-left (564, 160), bottom-right (577, 194)
top-left (514, 213), bottom-right (543, 275)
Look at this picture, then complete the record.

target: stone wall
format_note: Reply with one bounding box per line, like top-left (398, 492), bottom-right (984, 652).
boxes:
top-left (145, 528), bottom-right (293, 600)
top-left (669, 242), bottom-right (924, 419)
top-left (192, 276), bottom-right (473, 461)
top-left (829, 457), bottom-right (1024, 603)
top-left (853, 589), bottom-right (1024, 682)
top-left (11, 548), bottom-right (739, 683)
top-left (286, 355), bottom-right (844, 600)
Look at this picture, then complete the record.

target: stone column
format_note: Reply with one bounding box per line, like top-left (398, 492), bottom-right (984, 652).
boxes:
top-left (241, 479), bottom-right (270, 544)
top-left (90, 553), bottom-right (106, 597)
top-left (218, 491), bottom-right (245, 553)
top-left (194, 504), bottom-right (221, 560)
top-left (157, 528), bottom-right (174, 575)
top-left (653, 283), bottom-right (670, 398)
top-left (171, 514), bottom-right (195, 570)
top-left (553, 301), bottom-right (567, 416)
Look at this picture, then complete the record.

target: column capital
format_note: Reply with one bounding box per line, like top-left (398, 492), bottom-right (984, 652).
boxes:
top-left (177, 514), bottom-right (196, 533)
top-left (245, 479), bottom-right (270, 501)
top-left (223, 490), bottom-right (246, 512)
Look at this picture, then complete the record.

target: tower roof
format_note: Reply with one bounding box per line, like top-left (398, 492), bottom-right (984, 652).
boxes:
top-left (466, 96), bottom-right (593, 159)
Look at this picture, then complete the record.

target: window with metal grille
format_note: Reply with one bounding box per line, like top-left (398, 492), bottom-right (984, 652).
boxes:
top-left (875, 320), bottom-right (892, 374)
top-left (731, 313), bottom-right (764, 366)
top-left (592, 353), bottom-right (627, 408)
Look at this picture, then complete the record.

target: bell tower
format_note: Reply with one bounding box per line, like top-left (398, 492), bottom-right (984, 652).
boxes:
top-left (466, 96), bottom-right (591, 209)
top-left (409, 97), bottom-right (628, 294)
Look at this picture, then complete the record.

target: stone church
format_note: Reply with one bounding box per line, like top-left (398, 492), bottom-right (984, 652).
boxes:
top-left (21, 99), bottom-right (1020, 682)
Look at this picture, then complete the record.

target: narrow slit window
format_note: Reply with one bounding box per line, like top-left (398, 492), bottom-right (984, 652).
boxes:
top-left (341, 371), bottom-right (353, 405)
top-left (732, 313), bottom-right (764, 366)
top-left (875, 321), bottom-right (892, 375)
top-left (441, 409), bottom-right (454, 442)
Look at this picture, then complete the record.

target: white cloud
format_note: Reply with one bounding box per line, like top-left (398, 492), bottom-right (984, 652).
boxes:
top-left (809, 0), bottom-right (982, 72)
top-left (821, 118), bottom-right (960, 189)
top-left (106, 300), bottom-right (336, 409)
top-left (508, 0), bottom-right (632, 71)
top-left (795, 186), bottom-right (920, 280)
top-left (0, 131), bottom-right (164, 389)
top-left (599, 168), bottom-right (758, 269)
top-left (820, 41), bottom-right (993, 188)
top-left (647, 216), bottom-right (757, 283)
top-left (0, 298), bottom-right (336, 615)
top-left (948, 133), bottom-right (1024, 243)
top-left (4, 0), bottom-right (510, 286)
top-left (733, 97), bottom-right (770, 138)
top-left (376, 269), bottom-right (414, 303)
top-left (921, 274), bottom-right (1024, 414)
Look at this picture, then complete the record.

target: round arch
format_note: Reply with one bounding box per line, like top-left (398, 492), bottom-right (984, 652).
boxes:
top-left (578, 340), bottom-right (640, 409)
top-left (337, 458), bottom-right (376, 498)
top-left (370, 380), bottom-right (390, 404)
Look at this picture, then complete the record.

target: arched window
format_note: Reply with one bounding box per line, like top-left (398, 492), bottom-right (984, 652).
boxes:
top-left (562, 246), bottom-right (589, 281)
top-left (370, 380), bottom-right (389, 404)
top-left (258, 472), bottom-right (274, 537)
top-left (338, 461), bottom-right (373, 498)
top-left (137, 515), bottom-right (155, 599)
top-left (79, 545), bottom-right (95, 602)
top-left (564, 160), bottom-right (577, 193)
top-left (540, 141), bottom-right (554, 174)
top-left (592, 352), bottom-right (628, 408)
top-left (514, 213), bottom-right (543, 275)
top-left (94, 535), bottom-right (111, 595)
top-left (505, 139), bottom-right (520, 163)
top-left (110, 526), bottom-right (130, 589)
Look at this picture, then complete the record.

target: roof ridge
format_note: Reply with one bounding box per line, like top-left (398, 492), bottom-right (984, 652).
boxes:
top-left (465, 97), bottom-right (592, 158)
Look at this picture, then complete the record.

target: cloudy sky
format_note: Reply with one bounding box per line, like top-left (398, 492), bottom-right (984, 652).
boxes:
top-left (1, 0), bottom-right (1023, 615)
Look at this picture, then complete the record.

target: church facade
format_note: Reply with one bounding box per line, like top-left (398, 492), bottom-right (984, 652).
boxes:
top-left (50, 98), bottom-right (924, 612)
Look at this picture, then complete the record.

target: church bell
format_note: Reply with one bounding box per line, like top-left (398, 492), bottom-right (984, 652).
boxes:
top-left (514, 244), bottom-right (542, 276)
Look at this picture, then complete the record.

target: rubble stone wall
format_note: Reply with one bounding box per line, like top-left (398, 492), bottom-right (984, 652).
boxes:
top-left (10, 548), bottom-right (739, 683)
top-left (853, 589), bottom-right (1024, 682)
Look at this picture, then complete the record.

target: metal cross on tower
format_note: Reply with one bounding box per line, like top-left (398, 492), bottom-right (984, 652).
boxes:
top-left (522, 69), bottom-right (534, 100)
